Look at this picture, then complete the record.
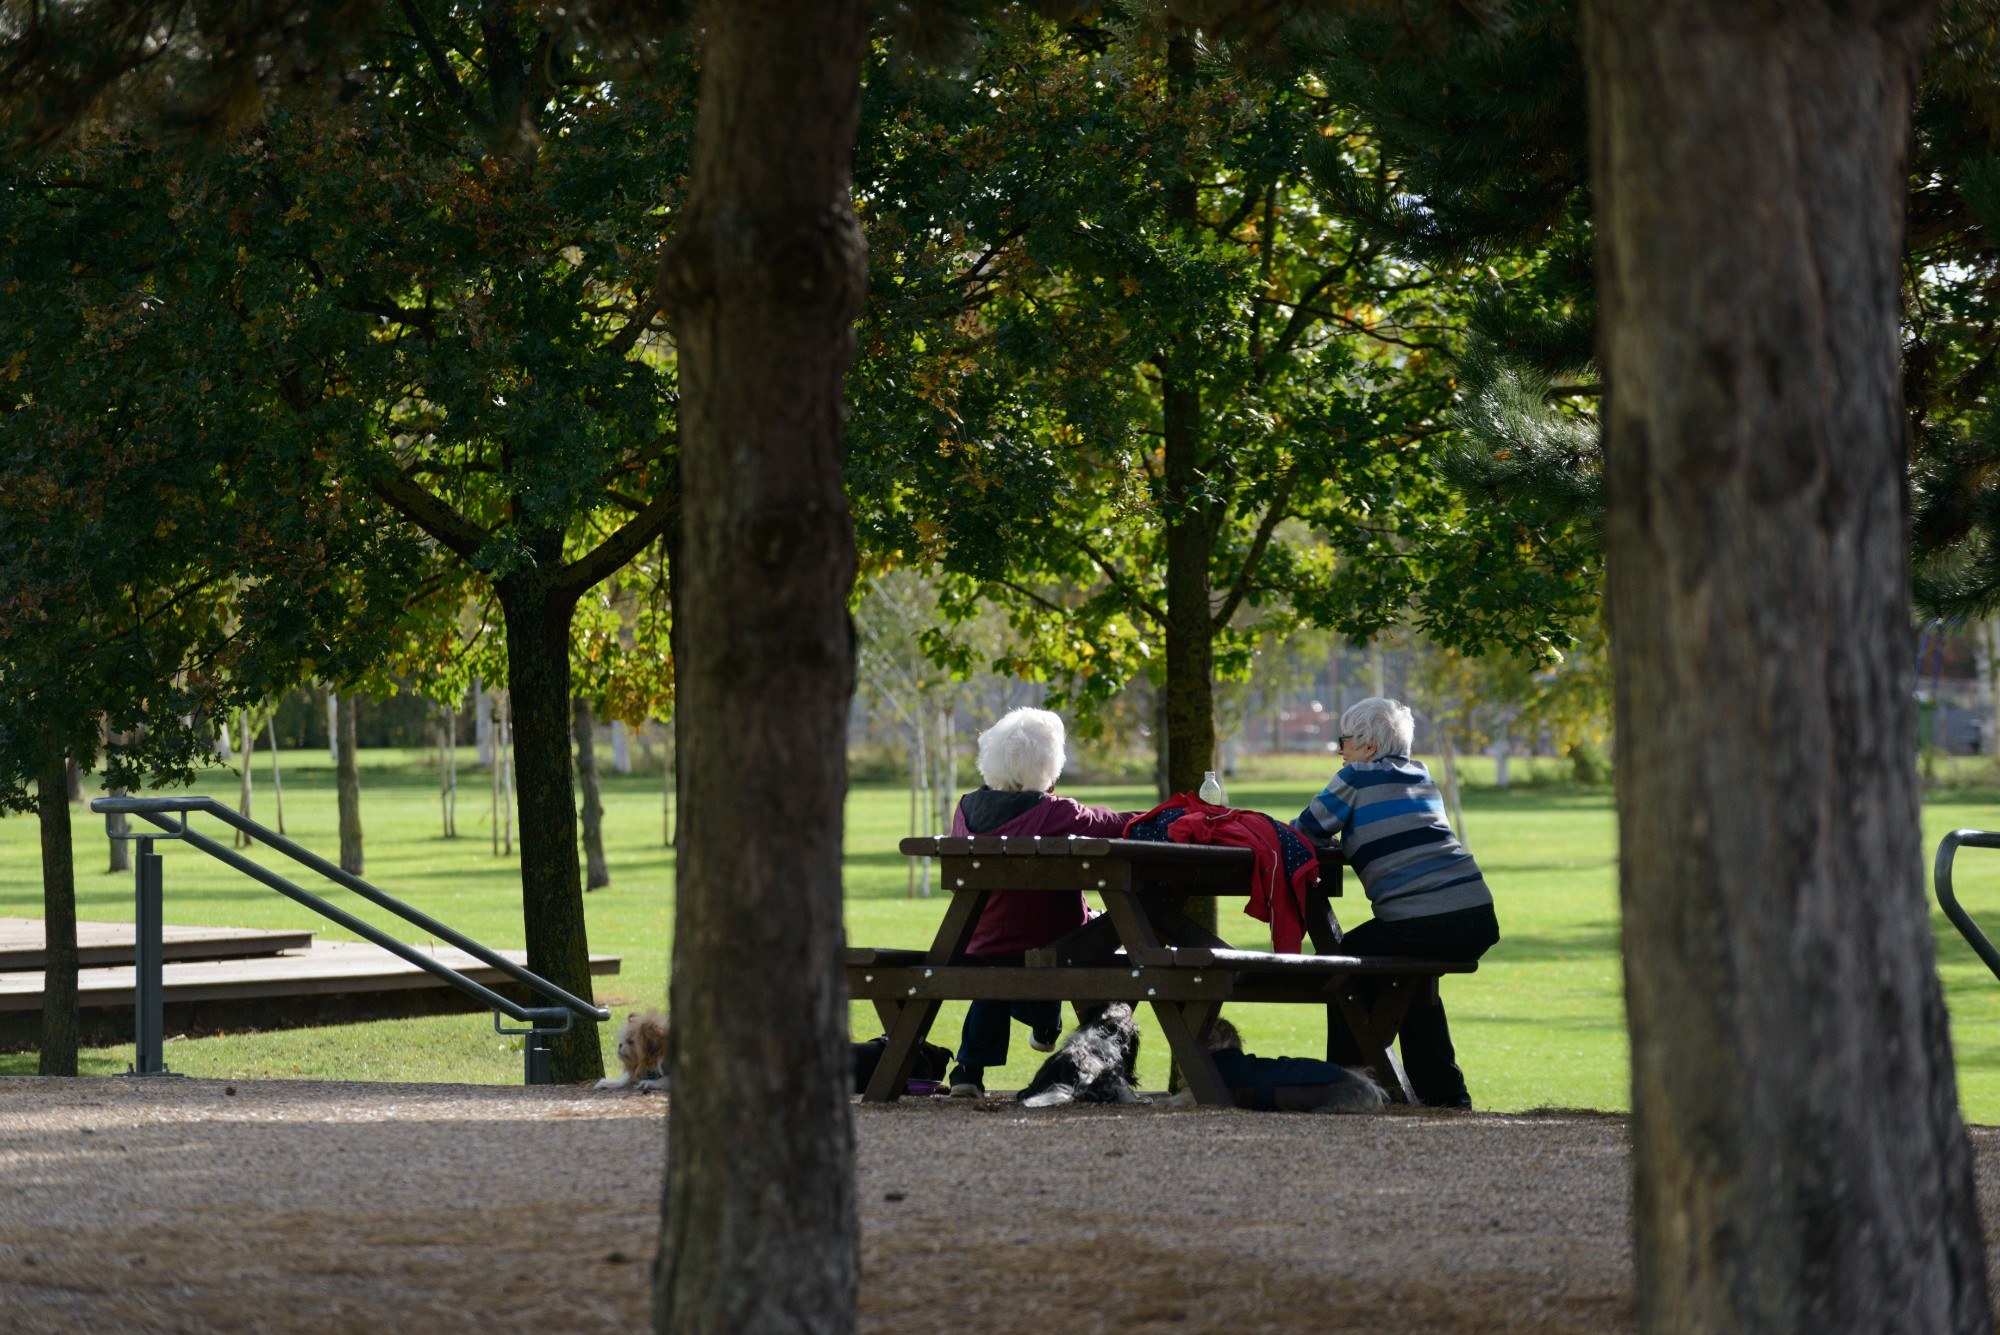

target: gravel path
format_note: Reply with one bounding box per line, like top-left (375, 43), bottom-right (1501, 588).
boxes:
top-left (1, 1078), bottom-right (1996, 1333)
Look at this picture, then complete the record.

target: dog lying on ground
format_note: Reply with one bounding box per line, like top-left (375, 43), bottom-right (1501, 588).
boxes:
top-left (1017, 1003), bottom-right (1143, 1107)
top-left (1164, 1017), bottom-right (1386, 1112)
top-left (595, 1010), bottom-right (670, 1092)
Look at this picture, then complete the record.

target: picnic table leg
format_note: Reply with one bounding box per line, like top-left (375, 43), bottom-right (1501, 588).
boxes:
top-left (1150, 999), bottom-right (1232, 1107)
top-left (870, 998), bottom-right (901, 1033)
top-left (863, 998), bottom-right (943, 1103)
top-left (1331, 976), bottom-right (1419, 1104)
top-left (1180, 999), bottom-right (1222, 1048)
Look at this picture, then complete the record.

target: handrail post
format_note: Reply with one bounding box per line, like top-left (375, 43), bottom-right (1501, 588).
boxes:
top-left (525, 1030), bottom-right (553, 1085)
top-left (130, 838), bottom-right (171, 1076)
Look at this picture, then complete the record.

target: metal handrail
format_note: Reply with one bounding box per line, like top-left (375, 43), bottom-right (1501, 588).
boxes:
top-left (1935, 829), bottom-right (2000, 983)
top-left (89, 795), bottom-right (608, 1081)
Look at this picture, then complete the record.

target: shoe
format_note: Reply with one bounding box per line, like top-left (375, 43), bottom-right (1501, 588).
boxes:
top-left (1426, 1093), bottom-right (1473, 1110)
top-left (1029, 1031), bottom-right (1059, 1053)
top-left (947, 1065), bottom-right (985, 1098)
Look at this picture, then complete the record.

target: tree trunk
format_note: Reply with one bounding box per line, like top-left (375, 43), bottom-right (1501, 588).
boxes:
top-left (655, 1), bottom-right (867, 1328)
top-left (1978, 621), bottom-right (1999, 758)
top-left (266, 713), bottom-right (286, 835)
top-left (572, 695), bottom-right (612, 891)
top-left (475, 679), bottom-right (494, 767)
top-left (65, 755), bottom-right (83, 803)
top-left (106, 784), bottom-right (129, 874)
top-left (236, 708), bottom-right (254, 847)
top-left (1437, 724), bottom-right (1467, 850)
top-left (335, 693), bottom-right (363, 876)
top-left (611, 719), bottom-right (633, 775)
top-left (442, 707), bottom-right (458, 838)
top-left (497, 575), bottom-right (601, 1083)
top-left (326, 688), bottom-right (339, 766)
top-left (37, 751), bottom-right (78, 1076)
top-left (493, 691), bottom-right (505, 857)
top-left (1583, 4), bottom-right (1988, 1331)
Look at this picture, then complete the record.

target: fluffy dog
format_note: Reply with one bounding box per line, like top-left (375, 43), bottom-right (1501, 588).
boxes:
top-left (1164, 1016), bottom-right (1386, 1112)
top-left (595, 1010), bottom-right (670, 1091)
top-left (1018, 1002), bottom-right (1143, 1107)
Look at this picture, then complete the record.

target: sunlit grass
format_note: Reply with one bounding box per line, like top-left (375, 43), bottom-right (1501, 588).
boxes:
top-left (5, 747), bottom-right (2000, 1124)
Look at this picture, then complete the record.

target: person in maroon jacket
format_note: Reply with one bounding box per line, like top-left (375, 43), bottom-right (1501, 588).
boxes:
top-left (944, 707), bottom-right (1141, 1097)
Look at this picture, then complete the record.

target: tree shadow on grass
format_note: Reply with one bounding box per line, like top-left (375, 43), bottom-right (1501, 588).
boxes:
top-left (1481, 920), bottom-right (1622, 964)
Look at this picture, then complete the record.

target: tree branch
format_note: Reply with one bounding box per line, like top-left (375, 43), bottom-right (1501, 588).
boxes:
top-left (554, 488), bottom-right (679, 601)
top-left (396, 0), bottom-right (490, 129)
top-left (604, 274), bottom-right (667, 358)
top-left (1071, 533), bottom-right (1164, 626)
top-left (1212, 464), bottom-right (1300, 629)
top-left (991, 577), bottom-right (1069, 616)
top-left (368, 471), bottom-right (491, 560)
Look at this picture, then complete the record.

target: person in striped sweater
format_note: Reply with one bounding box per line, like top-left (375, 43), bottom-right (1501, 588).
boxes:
top-left (1295, 696), bottom-right (1500, 1107)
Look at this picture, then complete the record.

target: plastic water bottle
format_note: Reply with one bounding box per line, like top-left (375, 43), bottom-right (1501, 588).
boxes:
top-left (1199, 770), bottom-right (1226, 806)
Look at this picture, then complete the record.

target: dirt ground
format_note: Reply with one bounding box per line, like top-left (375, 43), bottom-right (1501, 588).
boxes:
top-left (0, 1079), bottom-right (1994, 1334)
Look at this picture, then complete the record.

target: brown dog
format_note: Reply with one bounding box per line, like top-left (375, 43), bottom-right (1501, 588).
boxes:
top-left (595, 1010), bottom-right (670, 1091)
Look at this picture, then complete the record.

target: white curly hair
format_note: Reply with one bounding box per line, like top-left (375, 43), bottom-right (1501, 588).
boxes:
top-left (1341, 696), bottom-right (1415, 759)
top-left (976, 707), bottom-right (1068, 793)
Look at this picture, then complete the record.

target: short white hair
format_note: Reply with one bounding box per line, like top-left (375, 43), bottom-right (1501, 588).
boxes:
top-left (976, 707), bottom-right (1067, 792)
top-left (1342, 697), bottom-right (1414, 759)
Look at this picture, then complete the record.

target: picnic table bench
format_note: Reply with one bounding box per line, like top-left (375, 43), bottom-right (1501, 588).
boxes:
top-left (848, 833), bottom-right (1478, 1107)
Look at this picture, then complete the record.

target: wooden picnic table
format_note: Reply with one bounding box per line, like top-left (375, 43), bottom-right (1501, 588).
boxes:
top-left (848, 834), bottom-right (1478, 1107)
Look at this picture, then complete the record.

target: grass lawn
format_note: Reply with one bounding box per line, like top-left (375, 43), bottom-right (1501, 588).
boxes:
top-left (7, 748), bottom-right (2000, 1121)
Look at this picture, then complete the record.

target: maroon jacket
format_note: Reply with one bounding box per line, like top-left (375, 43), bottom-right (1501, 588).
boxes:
top-left (953, 788), bottom-right (1138, 956)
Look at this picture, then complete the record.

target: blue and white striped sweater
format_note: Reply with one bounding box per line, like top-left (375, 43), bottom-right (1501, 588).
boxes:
top-left (1295, 756), bottom-right (1492, 921)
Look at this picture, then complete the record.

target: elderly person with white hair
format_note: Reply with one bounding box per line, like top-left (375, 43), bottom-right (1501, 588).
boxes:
top-left (1295, 696), bottom-right (1499, 1108)
top-left (940, 707), bottom-right (1142, 1098)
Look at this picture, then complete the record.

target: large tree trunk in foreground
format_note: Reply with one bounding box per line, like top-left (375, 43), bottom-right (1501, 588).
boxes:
top-left (335, 694), bottom-right (363, 875)
top-left (1584, 4), bottom-right (1989, 1330)
top-left (498, 572), bottom-right (601, 1084)
top-left (656, 2), bottom-right (867, 1328)
top-left (37, 751), bottom-right (78, 1076)
top-left (572, 695), bottom-right (611, 890)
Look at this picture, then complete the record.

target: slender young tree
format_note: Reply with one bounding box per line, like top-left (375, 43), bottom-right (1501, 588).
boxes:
top-left (1583, 2), bottom-right (1989, 1329)
top-left (336, 693), bottom-right (363, 876)
top-left (655, 1), bottom-right (868, 1328)
top-left (571, 696), bottom-right (610, 891)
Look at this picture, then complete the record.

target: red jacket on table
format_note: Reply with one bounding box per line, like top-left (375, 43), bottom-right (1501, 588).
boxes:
top-left (953, 788), bottom-right (1140, 957)
top-left (1122, 793), bottom-right (1321, 953)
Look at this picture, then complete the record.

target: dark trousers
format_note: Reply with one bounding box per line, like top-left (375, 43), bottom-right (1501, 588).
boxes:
top-left (1327, 903), bottom-right (1498, 1105)
top-left (953, 952), bottom-right (1062, 1070)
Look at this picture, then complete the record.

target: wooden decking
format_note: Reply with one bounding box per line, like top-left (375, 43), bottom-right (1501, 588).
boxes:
top-left (0, 918), bottom-right (623, 1051)
top-left (0, 917), bottom-right (314, 970)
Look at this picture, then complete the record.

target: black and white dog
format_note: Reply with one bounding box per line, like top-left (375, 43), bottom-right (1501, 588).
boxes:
top-left (1017, 1002), bottom-right (1143, 1107)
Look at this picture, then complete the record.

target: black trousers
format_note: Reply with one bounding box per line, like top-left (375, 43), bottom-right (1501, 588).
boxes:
top-left (1326, 903), bottom-right (1498, 1105)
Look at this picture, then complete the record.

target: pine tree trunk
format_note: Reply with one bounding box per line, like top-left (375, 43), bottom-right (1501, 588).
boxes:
top-left (37, 751), bottom-right (78, 1076)
top-left (655, 1), bottom-right (867, 1326)
top-left (335, 693), bottom-right (363, 876)
top-left (572, 695), bottom-right (612, 891)
top-left (1583, 3), bottom-right (1988, 1330)
top-left (498, 575), bottom-right (601, 1083)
